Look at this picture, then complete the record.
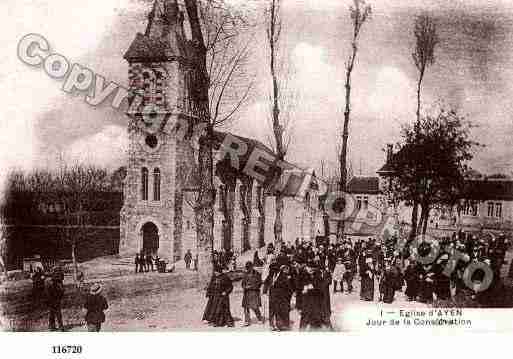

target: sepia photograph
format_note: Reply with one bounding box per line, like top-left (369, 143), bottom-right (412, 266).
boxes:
top-left (1, 0), bottom-right (513, 336)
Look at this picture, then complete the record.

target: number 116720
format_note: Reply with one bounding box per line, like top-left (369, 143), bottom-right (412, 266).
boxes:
top-left (51, 345), bottom-right (82, 354)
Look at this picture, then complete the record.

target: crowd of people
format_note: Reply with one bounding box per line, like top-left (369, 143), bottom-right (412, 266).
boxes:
top-left (212, 248), bottom-right (237, 271)
top-left (28, 230), bottom-right (509, 331)
top-left (202, 241), bottom-right (337, 331)
top-left (134, 253), bottom-right (159, 273)
top-left (202, 231), bottom-right (511, 330)
top-left (400, 231), bottom-right (510, 305)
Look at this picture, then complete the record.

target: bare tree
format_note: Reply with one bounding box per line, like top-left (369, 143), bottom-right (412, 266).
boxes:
top-left (255, 183), bottom-right (268, 248)
top-left (53, 164), bottom-right (110, 283)
top-left (264, 0), bottom-right (291, 247)
top-left (338, 0), bottom-right (371, 240)
top-left (202, 0), bottom-right (256, 255)
top-left (0, 220), bottom-right (7, 279)
top-left (200, 1), bottom-right (256, 128)
top-left (410, 14), bottom-right (438, 239)
top-left (413, 14), bottom-right (438, 128)
top-left (238, 175), bottom-right (254, 252)
top-left (183, 0), bottom-right (256, 277)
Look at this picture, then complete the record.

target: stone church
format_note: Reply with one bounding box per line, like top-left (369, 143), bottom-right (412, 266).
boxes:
top-left (118, 0), bottom-right (321, 263)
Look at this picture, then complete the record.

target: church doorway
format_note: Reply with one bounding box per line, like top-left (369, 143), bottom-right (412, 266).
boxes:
top-left (142, 222), bottom-right (159, 255)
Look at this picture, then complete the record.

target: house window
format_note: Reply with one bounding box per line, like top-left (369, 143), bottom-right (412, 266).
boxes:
top-left (363, 196), bottom-right (369, 210)
top-left (141, 167), bottom-right (149, 200)
top-left (495, 203), bottom-right (502, 218)
top-left (356, 196), bottom-right (362, 210)
top-left (464, 201), bottom-right (478, 216)
top-left (487, 202), bottom-right (495, 217)
top-left (153, 168), bottom-right (161, 201)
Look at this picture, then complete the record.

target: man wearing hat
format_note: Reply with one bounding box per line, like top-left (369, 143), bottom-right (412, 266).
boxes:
top-left (84, 283), bottom-right (108, 332)
top-left (46, 274), bottom-right (64, 331)
top-left (241, 261), bottom-right (263, 326)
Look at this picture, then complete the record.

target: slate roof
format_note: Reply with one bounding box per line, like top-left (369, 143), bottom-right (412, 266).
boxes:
top-left (212, 130), bottom-right (318, 196)
top-left (377, 149), bottom-right (402, 175)
top-left (124, 33), bottom-right (173, 61)
top-left (346, 176), bottom-right (381, 194)
top-left (376, 161), bottom-right (394, 175)
top-left (124, 33), bottom-right (193, 61)
top-left (462, 179), bottom-right (513, 201)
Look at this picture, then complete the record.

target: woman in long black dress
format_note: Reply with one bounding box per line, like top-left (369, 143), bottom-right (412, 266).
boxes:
top-left (300, 263), bottom-right (324, 330)
top-left (379, 261), bottom-right (396, 304)
top-left (404, 259), bottom-right (419, 301)
top-left (433, 254), bottom-right (451, 300)
top-left (202, 267), bottom-right (234, 327)
top-left (264, 264), bottom-right (294, 331)
top-left (360, 257), bottom-right (375, 301)
top-left (418, 264), bottom-right (435, 303)
top-left (318, 264), bottom-right (333, 330)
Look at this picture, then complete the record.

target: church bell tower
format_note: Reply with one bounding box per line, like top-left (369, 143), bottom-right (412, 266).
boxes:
top-left (119, 0), bottom-right (195, 262)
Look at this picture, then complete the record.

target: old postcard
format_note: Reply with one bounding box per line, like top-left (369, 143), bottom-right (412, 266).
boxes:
top-left (1, 0), bottom-right (513, 338)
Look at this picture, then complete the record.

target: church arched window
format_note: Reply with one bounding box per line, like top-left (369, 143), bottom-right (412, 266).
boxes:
top-left (153, 168), bottom-right (161, 201)
top-left (141, 167), bottom-right (149, 200)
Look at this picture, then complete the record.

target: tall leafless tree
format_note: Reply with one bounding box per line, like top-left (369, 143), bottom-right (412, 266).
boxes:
top-left (410, 14), bottom-right (438, 239)
top-left (338, 0), bottom-right (371, 241)
top-left (264, 0), bottom-right (295, 247)
top-left (0, 220), bottom-right (7, 279)
top-left (183, 0), bottom-right (255, 277)
top-left (200, 1), bottom-right (256, 129)
top-left (53, 164), bottom-right (110, 283)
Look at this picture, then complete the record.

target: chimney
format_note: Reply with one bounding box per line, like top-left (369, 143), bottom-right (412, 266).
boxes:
top-left (386, 144), bottom-right (393, 163)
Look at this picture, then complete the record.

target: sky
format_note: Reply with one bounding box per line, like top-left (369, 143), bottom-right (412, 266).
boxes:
top-left (1, 0), bottom-right (512, 194)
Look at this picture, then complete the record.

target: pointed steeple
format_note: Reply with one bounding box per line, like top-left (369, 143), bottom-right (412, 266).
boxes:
top-left (145, 0), bottom-right (179, 39)
top-left (124, 0), bottom-right (189, 62)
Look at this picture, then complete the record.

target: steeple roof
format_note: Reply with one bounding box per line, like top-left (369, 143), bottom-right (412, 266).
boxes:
top-left (124, 0), bottom-right (192, 61)
top-left (124, 33), bottom-right (174, 61)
